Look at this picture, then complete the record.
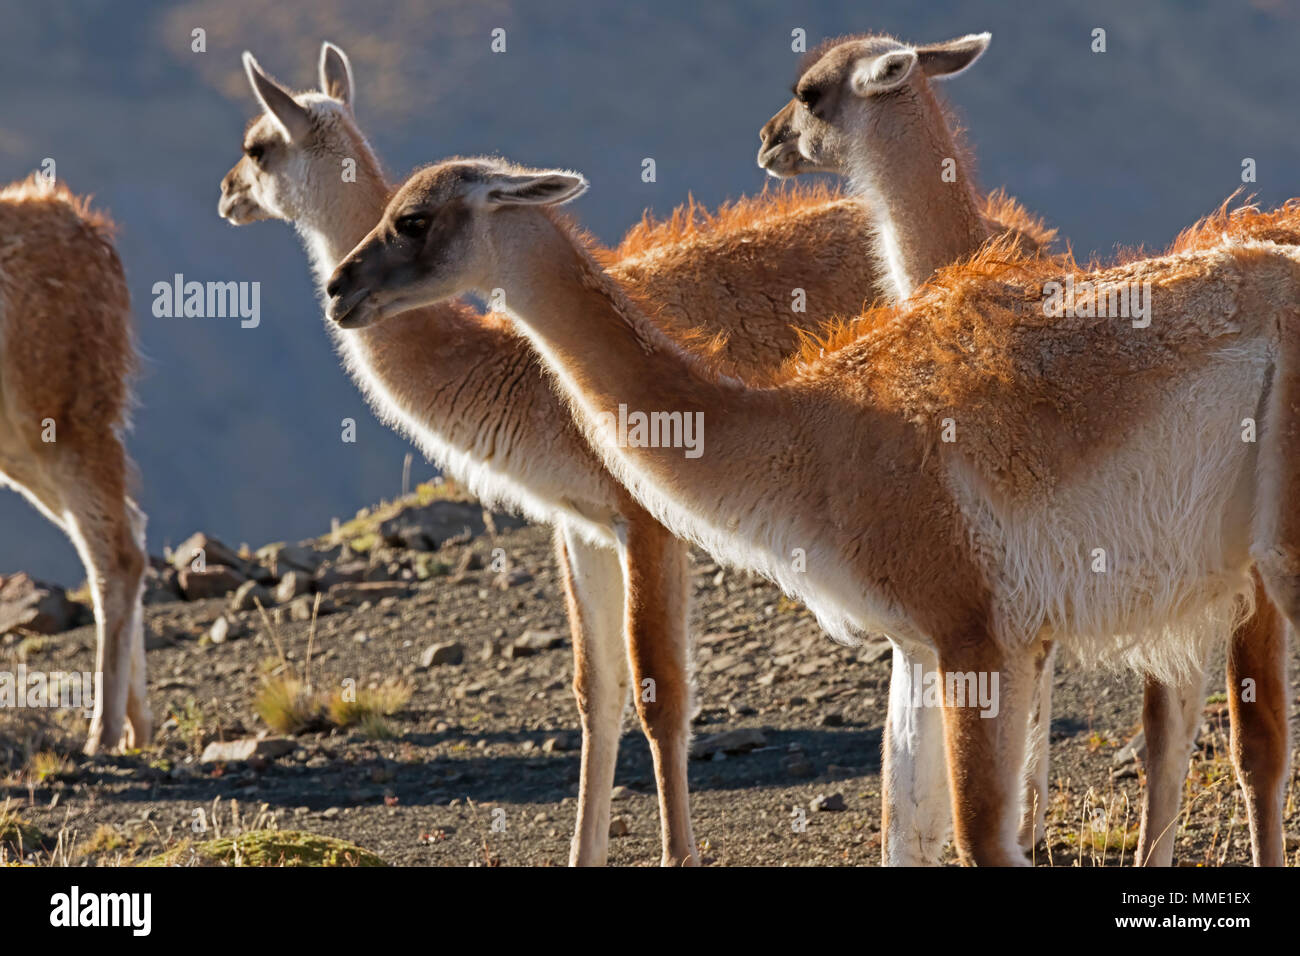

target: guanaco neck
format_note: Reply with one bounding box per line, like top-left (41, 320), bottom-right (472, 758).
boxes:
top-left (488, 208), bottom-right (789, 493)
top-left (848, 83), bottom-right (988, 301)
top-left (485, 209), bottom-right (924, 638)
top-left (293, 145), bottom-right (390, 279)
top-left (285, 140), bottom-right (538, 465)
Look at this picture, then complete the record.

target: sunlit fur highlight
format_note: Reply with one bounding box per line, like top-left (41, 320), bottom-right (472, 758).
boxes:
top-left (0, 174), bottom-right (150, 755)
top-left (611, 181), bottom-right (844, 259)
top-left (527, 203), bottom-right (1300, 689)
top-left (782, 194), bottom-right (1298, 380)
top-left (606, 187), bottom-right (1056, 383)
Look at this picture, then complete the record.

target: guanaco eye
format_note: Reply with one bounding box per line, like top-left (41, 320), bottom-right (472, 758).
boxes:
top-left (395, 214), bottom-right (430, 238)
top-left (796, 87), bottom-right (821, 112)
top-left (244, 144), bottom-right (265, 164)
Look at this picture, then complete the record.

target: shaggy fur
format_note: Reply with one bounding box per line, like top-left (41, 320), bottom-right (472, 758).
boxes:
top-left (326, 155), bottom-right (1300, 867)
top-left (220, 45), bottom-right (1052, 867)
top-left (0, 174), bottom-right (150, 755)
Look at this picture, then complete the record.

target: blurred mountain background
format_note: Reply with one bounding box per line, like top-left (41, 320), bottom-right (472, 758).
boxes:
top-left (1, 0), bottom-right (1297, 583)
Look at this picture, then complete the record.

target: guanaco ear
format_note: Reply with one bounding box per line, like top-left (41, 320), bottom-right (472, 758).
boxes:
top-left (243, 51), bottom-right (312, 141)
top-left (916, 32), bottom-right (990, 79)
top-left (483, 171), bottom-right (589, 207)
top-left (319, 41), bottom-right (354, 105)
top-left (849, 48), bottom-right (918, 97)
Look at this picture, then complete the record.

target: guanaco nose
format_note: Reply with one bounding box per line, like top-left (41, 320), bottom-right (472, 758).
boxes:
top-left (758, 115), bottom-right (782, 148)
top-left (325, 268), bottom-right (348, 298)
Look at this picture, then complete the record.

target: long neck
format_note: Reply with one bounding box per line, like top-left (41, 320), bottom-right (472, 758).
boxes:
top-left (293, 149), bottom-right (392, 279)
top-left (285, 142), bottom-right (556, 476)
top-left (849, 84), bottom-right (989, 301)
top-left (492, 211), bottom-right (805, 537)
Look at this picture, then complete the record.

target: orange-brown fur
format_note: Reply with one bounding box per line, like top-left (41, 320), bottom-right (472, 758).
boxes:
top-left (0, 176), bottom-right (135, 438)
top-left (0, 174), bottom-right (150, 755)
top-left (227, 46), bottom-right (1068, 866)
top-left (612, 183), bottom-right (1055, 377)
top-left (326, 157), bottom-right (1300, 866)
top-left (762, 53), bottom-right (1292, 859)
top-left (1226, 571), bottom-right (1289, 867)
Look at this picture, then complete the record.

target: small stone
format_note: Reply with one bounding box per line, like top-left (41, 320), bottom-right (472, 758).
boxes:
top-left (199, 737), bottom-right (294, 764)
top-left (274, 571), bottom-right (310, 604)
top-left (170, 533), bottom-right (245, 573)
top-left (1112, 730), bottom-right (1146, 767)
top-left (0, 573), bottom-right (77, 634)
top-left (228, 579), bottom-right (271, 612)
top-left (810, 792), bottom-right (846, 812)
top-left (507, 629), bottom-right (564, 658)
top-left (690, 727), bottom-right (767, 760)
top-left (208, 616), bottom-right (241, 645)
top-left (542, 734), bottom-right (577, 753)
top-left (322, 807), bottom-right (340, 820)
top-left (420, 641), bottom-right (464, 668)
top-left (284, 594), bottom-right (333, 622)
top-left (177, 565), bottom-right (245, 600)
top-left (709, 653), bottom-right (738, 673)
top-left (609, 816), bottom-right (630, 837)
top-left (820, 712), bottom-right (844, 728)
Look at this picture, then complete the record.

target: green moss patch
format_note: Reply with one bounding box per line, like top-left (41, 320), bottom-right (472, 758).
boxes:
top-left (141, 830), bottom-right (387, 867)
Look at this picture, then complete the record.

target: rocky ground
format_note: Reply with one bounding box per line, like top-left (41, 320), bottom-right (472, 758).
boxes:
top-left (2, 483), bottom-right (1298, 867)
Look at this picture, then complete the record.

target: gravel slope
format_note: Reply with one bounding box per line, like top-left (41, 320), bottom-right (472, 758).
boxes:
top-left (3, 498), bottom-right (1297, 867)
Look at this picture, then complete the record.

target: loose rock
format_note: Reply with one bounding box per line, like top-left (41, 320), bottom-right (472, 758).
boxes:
top-left (199, 737), bottom-right (295, 764)
top-left (420, 641), bottom-right (464, 668)
top-left (691, 727), bottom-right (767, 759)
top-left (170, 533), bottom-right (246, 574)
top-left (177, 565), bottom-right (245, 600)
top-left (507, 629), bottom-right (564, 658)
top-left (0, 573), bottom-right (77, 634)
top-left (228, 579), bottom-right (271, 612)
top-left (810, 792), bottom-right (846, 812)
top-left (274, 571), bottom-right (310, 604)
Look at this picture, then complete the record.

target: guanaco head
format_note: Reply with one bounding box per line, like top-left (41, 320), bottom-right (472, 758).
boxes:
top-left (325, 159), bottom-right (587, 330)
top-left (219, 42), bottom-right (381, 225)
top-left (757, 32), bottom-right (990, 178)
